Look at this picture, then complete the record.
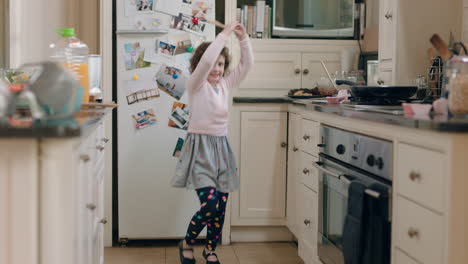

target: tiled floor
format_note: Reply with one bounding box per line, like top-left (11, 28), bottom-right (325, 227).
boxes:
top-left (105, 242), bottom-right (304, 264)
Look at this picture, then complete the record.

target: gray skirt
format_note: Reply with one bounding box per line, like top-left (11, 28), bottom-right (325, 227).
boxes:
top-left (171, 133), bottom-right (239, 193)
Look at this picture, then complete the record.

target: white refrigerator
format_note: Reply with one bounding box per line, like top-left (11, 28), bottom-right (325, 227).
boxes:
top-left (116, 0), bottom-right (215, 242)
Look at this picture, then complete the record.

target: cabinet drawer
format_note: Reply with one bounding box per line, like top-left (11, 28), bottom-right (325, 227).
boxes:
top-left (298, 184), bottom-right (318, 263)
top-left (301, 118), bottom-right (319, 157)
top-left (396, 143), bottom-right (445, 212)
top-left (301, 153), bottom-right (319, 192)
top-left (394, 249), bottom-right (419, 264)
top-left (395, 196), bottom-right (443, 264)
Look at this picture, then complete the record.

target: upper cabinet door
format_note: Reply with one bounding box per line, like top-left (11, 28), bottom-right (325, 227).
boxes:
top-left (379, 0), bottom-right (395, 61)
top-left (301, 52), bottom-right (340, 89)
top-left (239, 51), bottom-right (302, 90)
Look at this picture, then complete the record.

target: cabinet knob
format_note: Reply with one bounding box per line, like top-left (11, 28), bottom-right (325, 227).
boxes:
top-left (80, 154), bottom-right (90, 162)
top-left (293, 147), bottom-right (299, 152)
top-left (303, 168), bottom-right (310, 174)
top-left (407, 228), bottom-right (419, 239)
top-left (304, 219), bottom-right (311, 226)
top-left (377, 79), bottom-right (385, 85)
top-left (101, 137), bottom-right (109, 143)
top-left (96, 145), bottom-right (105, 151)
top-left (303, 135), bottom-right (310, 140)
top-left (409, 171), bottom-right (421, 182)
top-left (100, 218), bottom-right (108, 224)
top-left (281, 142), bottom-right (287, 148)
top-left (385, 12), bottom-right (393, 19)
top-left (303, 69), bottom-right (309, 75)
top-left (86, 203), bottom-right (96, 210)
top-left (294, 68), bottom-right (301, 74)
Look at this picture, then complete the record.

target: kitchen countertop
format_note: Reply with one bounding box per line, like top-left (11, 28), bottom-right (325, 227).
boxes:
top-left (0, 106), bottom-right (112, 138)
top-left (233, 96), bottom-right (468, 132)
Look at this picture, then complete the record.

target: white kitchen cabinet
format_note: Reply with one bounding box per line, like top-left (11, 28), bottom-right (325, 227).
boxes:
top-left (0, 121), bottom-right (107, 264)
top-left (377, 0), bottom-right (462, 85)
top-left (239, 50), bottom-right (341, 91)
top-left (378, 0), bottom-right (395, 62)
top-left (301, 118), bottom-right (320, 157)
top-left (235, 111), bottom-right (288, 225)
top-left (240, 51), bottom-right (302, 90)
top-left (287, 113), bottom-right (301, 237)
top-left (297, 183), bottom-right (319, 264)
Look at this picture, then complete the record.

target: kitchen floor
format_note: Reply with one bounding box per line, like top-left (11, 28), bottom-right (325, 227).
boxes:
top-left (105, 242), bottom-right (304, 264)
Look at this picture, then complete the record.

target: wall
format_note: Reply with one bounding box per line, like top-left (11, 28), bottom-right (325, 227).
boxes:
top-left (0, 0), bottom-right (5, 68)
top-left (8, 0), bottom-right (99, 68)
top-left (464, 0), bottom-right (468, 43)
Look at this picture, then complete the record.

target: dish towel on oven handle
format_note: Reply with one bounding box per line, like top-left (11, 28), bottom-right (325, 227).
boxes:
top-left (362, 183), bottom-right (391, 264)
top-left (342, 181), bottom-right (367, 264)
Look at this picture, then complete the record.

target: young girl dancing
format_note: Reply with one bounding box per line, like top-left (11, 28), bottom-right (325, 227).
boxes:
top-left (171, 21), bottom-right (253, 264)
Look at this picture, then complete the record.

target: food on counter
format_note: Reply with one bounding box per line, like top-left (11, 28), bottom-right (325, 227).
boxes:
top-left (447, 73), bottom-right (468, 115)
top-left (2, 70), bottom-right (33, 93)
top-left (288, 87), bottom-right (320, 96)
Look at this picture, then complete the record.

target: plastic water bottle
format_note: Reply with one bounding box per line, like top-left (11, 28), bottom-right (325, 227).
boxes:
top-left (49, 28), bottom-right (90, 103)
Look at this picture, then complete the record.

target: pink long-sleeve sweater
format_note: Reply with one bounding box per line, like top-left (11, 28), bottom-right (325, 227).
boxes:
top-left (186, 33), bottom-right (254, 136)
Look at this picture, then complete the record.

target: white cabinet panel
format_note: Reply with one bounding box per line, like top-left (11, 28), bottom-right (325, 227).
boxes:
top-left (239, 52), bottom-right (302, 90)
top-left (287, 113), bottom-right (301, 237)
top-left (301, 118), bottom-right (320, 157)
top-left (297, 184), bottom-right (318, 264)
top-left (302, 53), bottom-right (341, 89)
top-left (395, 196), bottom-right (443, 264)
top-left (238, 111), bottom-right (288, 224)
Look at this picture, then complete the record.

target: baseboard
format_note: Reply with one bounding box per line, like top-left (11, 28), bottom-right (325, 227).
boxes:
top-left (230, 226), bottom-right (295, 242)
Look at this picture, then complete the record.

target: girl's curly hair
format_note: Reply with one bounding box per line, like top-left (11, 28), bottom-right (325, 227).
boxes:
top-left (189, 42), bottom-right (231, 75)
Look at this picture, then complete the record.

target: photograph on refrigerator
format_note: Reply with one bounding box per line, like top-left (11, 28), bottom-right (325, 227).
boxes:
top-left (170, 13), bottom-right (191, 31)
top-left (131, 109), bottom-right (157, 129)
top-left (124, 79), bottom-right (160, 105)
top-left (123, 42), bottom-right (151, 70)
top-left (133, 17), bottom-right (165, 31)
top-left (172, 138), bottom-right (185, 158)
top-left (191, 1), bottom-right (213, 21)
top-left (170, 33), bottom-right (193, 55)
top-left (157, 40), bottom-right (177, 57)
top-left (154, 64), bottom-right (187, 100)
top-left (124, 0), bottom-right (154, 16)
top-left (168, 102), bottom-right (190, 130)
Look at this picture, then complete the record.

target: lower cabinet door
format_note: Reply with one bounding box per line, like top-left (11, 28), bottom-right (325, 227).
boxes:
top-left (237, 111), bottom-right (288, 225)
top-left (298, 183), bottom-right (318, 264)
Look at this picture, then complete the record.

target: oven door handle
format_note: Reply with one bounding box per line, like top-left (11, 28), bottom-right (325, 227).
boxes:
top-left (340, 174), bottom-right (382, 199)
top-left (313, 161), bottom-right (342, 179)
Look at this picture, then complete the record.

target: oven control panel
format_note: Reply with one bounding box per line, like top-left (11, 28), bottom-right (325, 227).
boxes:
top-left (320, 125), bottom-right (393, 181)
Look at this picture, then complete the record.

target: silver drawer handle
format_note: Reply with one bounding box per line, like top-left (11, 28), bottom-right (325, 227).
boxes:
top-left (101, 137), bottom-right (109, 143)
top-left (377, 79), bottom-right (385, 85)
top-left (86, 203), bottom-right (96, 210)
top-left (294, 68), bottom-right (301, 74)
top-left (281, 142), bottom-right (287, 148)
top-left (409, 171), bottom-right (421, 181)
top-left (304, 219), bottom-right (311, 226)
top-left (408, 228), bottom-right (419, 239)
top-left (293, 147), bottom-right (299, 152)
top-left (100, 218), bottom-right (108, 224)
top-left (303, 69), bottom-right (309, 75)
top-left (303, 168), bottom-right (310, 174)
top-left (385, 12), bottom-right (393, 19)
top-left (80, 154), bottom-right (90, 162)
top-left (96, 145), bottom-right (105, 151)
top-left (303, 135), bottom-right (310, 140)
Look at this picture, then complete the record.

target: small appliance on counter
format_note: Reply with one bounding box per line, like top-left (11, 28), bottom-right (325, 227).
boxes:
top-left (1, 61), bottom-right (82, 122)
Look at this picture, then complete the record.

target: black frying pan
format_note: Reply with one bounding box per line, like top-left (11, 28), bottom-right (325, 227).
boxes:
top-left (336, 80), bottom-right (417, 100)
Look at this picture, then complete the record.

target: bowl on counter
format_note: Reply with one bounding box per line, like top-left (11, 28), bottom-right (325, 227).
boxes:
top-left (402, 103), bottom-right (433, 116)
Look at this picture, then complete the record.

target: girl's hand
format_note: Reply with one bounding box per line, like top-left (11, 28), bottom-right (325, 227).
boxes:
top-left (221, 21), bottom-right (240, 36)
top-left (234, 24), bottom-right (248, 40)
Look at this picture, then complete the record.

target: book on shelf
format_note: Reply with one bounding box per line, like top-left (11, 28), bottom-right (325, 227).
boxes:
top-left (237, 1), bottom-right (272, 39)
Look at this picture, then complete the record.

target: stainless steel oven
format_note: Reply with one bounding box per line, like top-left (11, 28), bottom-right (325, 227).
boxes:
top-left (314, 125), bottom-right (392, 264)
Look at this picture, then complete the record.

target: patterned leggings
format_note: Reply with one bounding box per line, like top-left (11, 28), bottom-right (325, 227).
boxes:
top-left (185, 187), bottom-right (229, 251)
